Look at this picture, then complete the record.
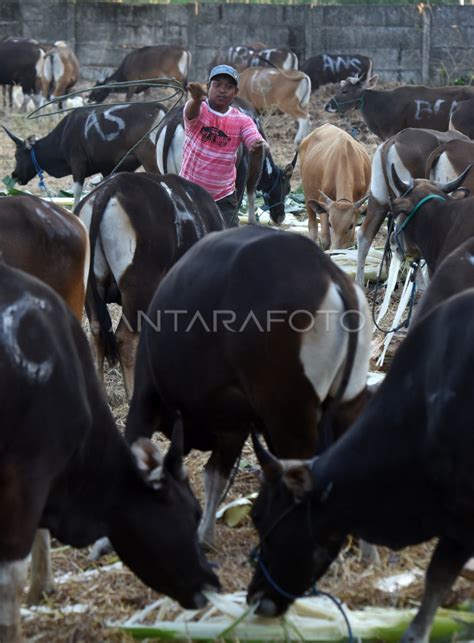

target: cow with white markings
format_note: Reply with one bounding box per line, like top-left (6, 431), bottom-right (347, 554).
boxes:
top-left (355, 127), bottom-right (468, 286)
top-left (155, 98), bottom-right (296, 225)
top-left (425, 138), bottom-right (474, 192)
top-left (210, 45), bottom-right (298, 73)
top-left (325, 74), bottom-right (474, 140)
top-left (238, 67), bottom-right (311, 146)
top-left (301, 53), bottom-right (372, 91)
top-left (40, 41), bottom-right (79, 108)
top-left (125, 225), bottom-right (372, 549)
top-left (89, 45), bottom-right (191, 103)
top-left (0, 38), bottom-right (44, 109)
top-left (76, 172), bottom-right (225, 399)
top-left (3, 101), bottom-right (167, 206)
top-left (0, 262), bottom-right (219, 642)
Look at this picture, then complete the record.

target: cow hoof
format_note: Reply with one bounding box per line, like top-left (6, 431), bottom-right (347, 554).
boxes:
top-left (26, 582), bottom-right (55, 606)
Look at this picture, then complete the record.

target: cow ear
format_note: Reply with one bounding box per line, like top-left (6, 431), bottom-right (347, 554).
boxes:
top-left (307, 198), bottom-right (328, 215)
top-left (164, 416), bottom-right (187, 481)
top-left (282, 462), bottom-right (314, 502)
top-left (284, 162), bottom-right (294, 180)
top-left (131, 438), bottom-right (164, 490)
top-left (366, 74), bottom-right (378, 89)
top-left (450, 187), bottom-right (470, 200)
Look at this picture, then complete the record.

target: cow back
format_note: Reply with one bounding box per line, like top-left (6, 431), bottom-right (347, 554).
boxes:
top-left (302, 54), bottom-right (372, 89)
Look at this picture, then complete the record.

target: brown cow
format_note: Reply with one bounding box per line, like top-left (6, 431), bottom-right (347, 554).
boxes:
top-left (40, 41), bottom-right (79, 107)
top-left (89, 45), bottom-right (191, 103)
top-left (299, 124), bottom-right (370, 249)
top-left (238, 67), bottom-right (311, 146)
top-left (209, 45), bottom-right (297, 74)
top-left (76, 172), bottom-right (225, 399)
top-left (355, 128), bottom-right (468, 286)
top-left (325, 74), bottom-right (474, 140)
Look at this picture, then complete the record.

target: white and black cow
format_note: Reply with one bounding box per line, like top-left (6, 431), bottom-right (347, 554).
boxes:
top-left (76, 172), bottom-right (225, 399)
top-left (248, 283), bottom-right (474, 642)
top-left (155, 98), bottom-right (296, 225)
top-left (0, 262), bottom-right (219, 642)
top-left (125, 226), bottom-right (372, 549)
top-left (3, 101), bottom-right (167, 206)
top-left (301, 53), bottom-right (372, 91)
top-left (0, 38), bottom-right (44, 109)
top-left (355, 127), bottom-right (468, 286)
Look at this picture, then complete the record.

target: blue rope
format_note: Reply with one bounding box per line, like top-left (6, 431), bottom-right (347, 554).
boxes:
top-left (30, 147), bottom-right (47, 192)
top-left (251, 548), bottom-right (355, 642)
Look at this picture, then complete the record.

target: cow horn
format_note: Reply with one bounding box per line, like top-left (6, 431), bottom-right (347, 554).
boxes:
top-left (435, 163), bottom-right (473, 193)
top-left (391, 164), bottom-right (413, 195)
top-left (319, 190), bottom-right (334, 206)
top-left (251, 431), bottom-right (283, 482)
top-left (2, 125), bottom-right (23, 147)
top-left (164, 415), bottom-right (186, 480)
top-left (353, 192), bottom-right (369, 209)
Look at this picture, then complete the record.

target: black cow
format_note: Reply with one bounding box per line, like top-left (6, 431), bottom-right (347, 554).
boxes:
top-left (89, 45), bottom-right (191, 103)
top-left (0, 39), bottom-right (44, 108)
top-left (155, 98), bottom-right (296, 225)
top-left (3, 101), bottom-right (167, 206)
top-left (301, 53), bottom-right (372, 91)
top-left (125, 226), bottom-right (372, 548)
top-left (248, 284), bottom-right (474, 642)
top-left (325, 74), bottom-right (474, 140)
top-left (0, 262), bottom-right (219, 642)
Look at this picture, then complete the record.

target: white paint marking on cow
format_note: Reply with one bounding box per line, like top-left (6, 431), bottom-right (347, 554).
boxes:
top-left (429, 153), bottom-right (457, 184)
top-left (100, 196), bottom-right (137, 283)
top-left (160, 182), bottom-right (200, 245)
top-left (0, 294), bottom-right (54, 383)
top-left (370, 144), bottom-right (389, 204)
top-left (0, 559), bottom-right (28, 628)
top-left (84, 104), bottom-right (127, 143)
top-left (299, 282), bottom-right (371, 402)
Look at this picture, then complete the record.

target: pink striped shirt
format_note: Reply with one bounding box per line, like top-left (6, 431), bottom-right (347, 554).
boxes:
top-left (180, 100), bottom-right (263, 201)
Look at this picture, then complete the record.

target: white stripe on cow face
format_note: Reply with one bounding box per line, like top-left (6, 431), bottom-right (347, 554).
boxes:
top-left (299, 282), bottom-right (371, 403)
top-left (0, 294), bottom-right (54, 383)
top-left (99, 196), bottom-right (137, 284)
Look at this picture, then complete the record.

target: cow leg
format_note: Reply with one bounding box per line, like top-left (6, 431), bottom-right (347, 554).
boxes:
top-left (247, 189), bottom-right (257, 225)
top-left (356, 198), bottom-right (387, 287)
top-left (199, 431), bottom-right (248, 549)
top-left (307, 207), bottom-right (318, 243)
top-left (319, 212), bottom-right (330, 250)
top-left (294, 116), bottom-right (310, 147)
top-left (115, 316), bottom-right (139, 400)
top-left (0, 558), bottom-right (28, 643)
top-left (72, 180), bottom-right (84, 208)
top-left (27, 529), bottom-right (54, 605)
top-left (85, 296), bottom-right (106, 386)
top-left (402, 537), bottom-right (471, 643)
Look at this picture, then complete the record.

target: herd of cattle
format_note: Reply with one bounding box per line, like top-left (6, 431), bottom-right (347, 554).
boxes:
top-left (2, 34), bottom-right (474, 643)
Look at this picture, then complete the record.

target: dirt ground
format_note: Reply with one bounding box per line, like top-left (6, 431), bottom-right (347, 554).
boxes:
top-left (0, 84), bottom-right (472, 642)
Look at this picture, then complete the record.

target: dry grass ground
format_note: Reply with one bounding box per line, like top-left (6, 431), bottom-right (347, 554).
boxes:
top-left (0, 84), bottom-right (472, 642)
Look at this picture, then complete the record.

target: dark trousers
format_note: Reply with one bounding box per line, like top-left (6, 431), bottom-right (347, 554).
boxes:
top-left (216, 192), bottom-right (239, 228)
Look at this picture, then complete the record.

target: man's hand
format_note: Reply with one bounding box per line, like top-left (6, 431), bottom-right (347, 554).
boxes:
top-left (249, 139), bottom-right (269, 154)
top-left (188, 82), bottom-right (207, 102)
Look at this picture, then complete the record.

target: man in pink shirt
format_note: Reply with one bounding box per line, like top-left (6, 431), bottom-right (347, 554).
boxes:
top-left (180, 64), bottom-right (268, 227)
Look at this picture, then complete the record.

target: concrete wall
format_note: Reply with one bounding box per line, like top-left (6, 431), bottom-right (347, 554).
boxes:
top-left (1, 1), bottom-right (473, 86)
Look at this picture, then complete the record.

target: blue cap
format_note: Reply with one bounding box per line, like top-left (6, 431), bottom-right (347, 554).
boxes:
top-left (208, 64), bottom-right (239, 86)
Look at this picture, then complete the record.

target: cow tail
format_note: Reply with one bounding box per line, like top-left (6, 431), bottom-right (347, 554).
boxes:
top-left (88, 178), bottom-right (119, 366)
top-left (318, 278), bottom-right (360, 449)
top-left (162, 106), bottom-right (184, 174)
